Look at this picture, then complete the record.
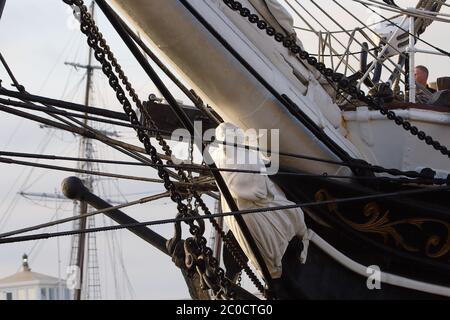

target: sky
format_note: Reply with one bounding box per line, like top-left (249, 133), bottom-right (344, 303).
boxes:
top-left (0, 0), bottom-right (198, 300)
top-left (0, 0), bottom-right (449, 300)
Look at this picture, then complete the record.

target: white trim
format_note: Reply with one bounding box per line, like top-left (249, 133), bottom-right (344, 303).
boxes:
top-left (343, 108), bottom-right (450, 125)
top-left (309, 230), bottom-right (450, 297)
top-left (0, 280), bottom-right (63, 289)
top-left (408, 13), bottom-right (416, 103)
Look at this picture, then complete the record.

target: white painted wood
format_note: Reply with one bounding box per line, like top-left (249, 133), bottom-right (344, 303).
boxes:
top-left (310, 230), bottom-right (450, 297)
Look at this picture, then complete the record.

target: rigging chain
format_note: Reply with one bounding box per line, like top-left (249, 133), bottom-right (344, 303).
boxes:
top-left (2, 184), bottom-right (448, 244)
top-left (64, 0), bottom-right (266, 299)
top-left (1, 87), bottom-right (446, 184)
top-left (64, 0), bottom-right (240, 300)
top-left (62, 0), bottom-right (450, 299)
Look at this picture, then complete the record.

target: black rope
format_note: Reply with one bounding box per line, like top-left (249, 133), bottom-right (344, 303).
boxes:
top-left (0, 89), bottom-right (175, 172)
top-left (0, 87), bottom-right (128, 121)
top-left (0, 192), bottom-right (170, 239)
top-left (0, 156), bottom-right (174, 184)
top-left (0, 96), bottom-right (165, 134)
top-left (0, 102), bottom-right (178, 160)
top-left (2, 91), bottom-right (448, 185)
top-left (0, 151), bottom-right (151, 167)
top-left (95, 0), bottom-right (274, 294)
top-left (2, 88), bottom-right (445, 183)
top-left (1, 149), bottom-right (447, 185)
top-left (1, 184), bottom-right (448, 244)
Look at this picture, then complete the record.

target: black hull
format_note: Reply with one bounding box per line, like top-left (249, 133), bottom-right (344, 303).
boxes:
top-left (267, 171), bottom-right (450, 300)
top-left (286, 242), bottom-right (446, 300)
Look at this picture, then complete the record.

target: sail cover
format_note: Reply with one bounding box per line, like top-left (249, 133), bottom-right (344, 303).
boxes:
top-left (210, 123), bottom-right (309, 279)
top-left (248, 0), bottom-right (296, 36)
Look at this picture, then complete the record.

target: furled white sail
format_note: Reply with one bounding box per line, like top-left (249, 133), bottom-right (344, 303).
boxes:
top-left (210, 123), bottom-right (309, 279)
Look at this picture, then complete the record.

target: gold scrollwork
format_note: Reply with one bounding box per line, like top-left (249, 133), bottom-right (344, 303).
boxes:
top-left (315, 189), bottom-right (450, 260)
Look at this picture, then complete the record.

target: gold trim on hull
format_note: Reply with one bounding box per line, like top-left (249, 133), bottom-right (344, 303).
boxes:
top-left (315, 189), bottom-right (450, 261)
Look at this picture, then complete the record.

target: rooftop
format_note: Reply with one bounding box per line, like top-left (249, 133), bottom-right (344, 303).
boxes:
top-left (0, 254), bottom-right (61, 286)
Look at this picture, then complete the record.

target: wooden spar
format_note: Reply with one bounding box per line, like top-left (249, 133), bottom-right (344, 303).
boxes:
top-left (61, 176), bottom-right (258, 300)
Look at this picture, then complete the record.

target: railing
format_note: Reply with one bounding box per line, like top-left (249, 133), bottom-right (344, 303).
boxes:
top-left (281, 0), bottom-right (449, 104)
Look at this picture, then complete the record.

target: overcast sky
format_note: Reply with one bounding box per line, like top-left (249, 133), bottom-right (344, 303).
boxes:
top-left (0, 0), bottom-right (449, 300)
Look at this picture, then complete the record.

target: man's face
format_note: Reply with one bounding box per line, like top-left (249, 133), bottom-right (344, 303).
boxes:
top-left (415, 67), bottom-right (428, 86)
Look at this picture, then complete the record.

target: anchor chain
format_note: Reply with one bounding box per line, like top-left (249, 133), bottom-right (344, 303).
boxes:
top-left (222, 0), bottom-right (450, 176)
top-left (64, 0), bottom-right (238, 299)
top-left (237, 271), bottom-right (243, 287)
top-left (160, 128), bottom-right (266, 295)
top-left (138, 58), bottom-right (266, 295)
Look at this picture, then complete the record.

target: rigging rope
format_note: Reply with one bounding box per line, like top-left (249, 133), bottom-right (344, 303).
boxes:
top-left (0, 55), bottom-right (170, 174)
top-left (98, 0), bottom-right (272, 297)
top-left (359, 0), bottom-right (450, 22)
top-left (355, 0), bottom-right (450, 57)
top-left (64, 0), bottom-right (264, 299)
top-left (0, 192), bottom-right (170, 239)
top-left (1, 150), bottom-right (447, 185)
top-left (0, 156), bottom-right (170, 184)
top-left (2, 88), bottom-right (448, 184)
top-left (0, 184), bottom-right (447, 244)
top-left (2, 87), bottom-right (448, 184)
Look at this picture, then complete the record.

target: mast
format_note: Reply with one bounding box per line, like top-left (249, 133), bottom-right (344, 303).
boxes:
top-left (67, 0), bottom-right (101, 301)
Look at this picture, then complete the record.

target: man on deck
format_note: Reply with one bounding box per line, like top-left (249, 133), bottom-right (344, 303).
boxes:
top-left (415, 65), bottom-right (436, 94)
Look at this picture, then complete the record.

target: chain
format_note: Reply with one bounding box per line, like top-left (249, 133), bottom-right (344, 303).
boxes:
top-left (196, 197), bottom-right (266, 294)
top-left (179, 145), bottom-right (266, 294)
top-left (222, 0), bottom-right (450, 162)
top-left (145, 97), bottom-right (266, 293)
top-left (65, 0), bottom-right (239, 299)
top-left (110, 2), bottom-right (267, 294)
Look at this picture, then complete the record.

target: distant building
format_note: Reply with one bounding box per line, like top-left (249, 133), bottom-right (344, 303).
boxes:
top-left (0, 254), bottom-right (71, 300)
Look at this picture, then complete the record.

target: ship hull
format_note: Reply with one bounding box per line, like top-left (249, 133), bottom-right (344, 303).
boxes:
top-left (269, 173), bottom-right (450, 300)
top-left (284, 241), bottom-right (448, 300)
